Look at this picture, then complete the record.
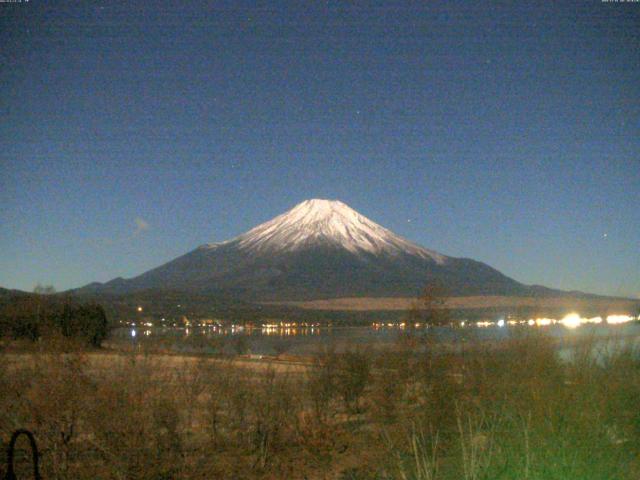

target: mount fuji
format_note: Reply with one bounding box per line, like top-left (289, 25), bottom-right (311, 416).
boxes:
top-left (77, 199), bottom-right (535, 300)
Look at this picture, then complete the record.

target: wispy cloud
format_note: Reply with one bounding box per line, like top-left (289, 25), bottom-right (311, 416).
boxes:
top-left (133, 217), bottom-right (150, 236)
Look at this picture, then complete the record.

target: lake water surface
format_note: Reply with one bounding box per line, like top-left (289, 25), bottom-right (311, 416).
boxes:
top-left (110, 319), bottom-right (640, 356)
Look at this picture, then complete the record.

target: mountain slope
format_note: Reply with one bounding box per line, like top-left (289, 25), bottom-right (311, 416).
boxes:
top-left (76, 199), bottom-right (533, 300)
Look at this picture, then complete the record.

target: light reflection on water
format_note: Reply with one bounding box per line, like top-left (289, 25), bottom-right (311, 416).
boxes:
top-left (113, 317), bottom-right (640, 356)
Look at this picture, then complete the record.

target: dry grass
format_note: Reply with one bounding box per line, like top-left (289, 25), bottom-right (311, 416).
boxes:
top-left (2, 332), bottom-right (640, 479)
top-left (264, 295), bottom-right (640, 312)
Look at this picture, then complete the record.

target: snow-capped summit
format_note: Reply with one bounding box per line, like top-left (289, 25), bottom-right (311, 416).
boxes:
top-left (232, 199), bottom-right (446, 263)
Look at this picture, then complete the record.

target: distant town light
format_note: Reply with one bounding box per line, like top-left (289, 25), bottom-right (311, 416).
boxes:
top-left (535, 318), bottom-right (553, 326)
top-left (497, 319), bottom-right (505, 328)
top-left (607, 314), bottom-right (634, 325)
top-left (137, 306), bottom-right (143, 312)
top-left (560, 313), bottom-right (581, 329)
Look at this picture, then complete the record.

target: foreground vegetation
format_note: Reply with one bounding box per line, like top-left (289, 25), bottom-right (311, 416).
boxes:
top-left (1, 330), bottom-right (639, 480)
top-left (0, 289), bottom-right (108, 348)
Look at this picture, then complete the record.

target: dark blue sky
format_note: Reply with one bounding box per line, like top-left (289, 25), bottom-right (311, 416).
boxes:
top-left (1, 1), bottom-right (638, 297)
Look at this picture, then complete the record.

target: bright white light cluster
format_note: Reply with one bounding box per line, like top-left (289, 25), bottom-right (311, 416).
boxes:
top-left (558, 313), bottom-right (604, 329)
top-left (472, 313), bottom-right (637, 329)
top-left (527, 313), bottom-right (635, 328)
top-left (606, 314), bottom-right (635, 325)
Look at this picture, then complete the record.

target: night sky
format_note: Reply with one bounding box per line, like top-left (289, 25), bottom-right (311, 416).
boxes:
top-left (1, 1), bottom-right (638, 297)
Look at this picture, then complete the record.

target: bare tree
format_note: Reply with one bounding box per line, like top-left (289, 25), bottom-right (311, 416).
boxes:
top-left (336, 349), bottom-right (371, 413)
top-left (33, 284), bottom-right (56, 295)
top-left (409, 282), bottom-right (450, 328)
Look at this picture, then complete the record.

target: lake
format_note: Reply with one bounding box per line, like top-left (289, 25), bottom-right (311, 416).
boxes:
top-left (110, 315), bottom-right (640, 356)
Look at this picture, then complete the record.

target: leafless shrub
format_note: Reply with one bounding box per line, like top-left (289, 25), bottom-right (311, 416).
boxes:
top-left (336, 348), bottom-right (372, 414)
top-left (306, 345), bottom-right (339, 423)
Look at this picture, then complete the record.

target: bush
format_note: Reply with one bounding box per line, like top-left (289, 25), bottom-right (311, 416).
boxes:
top-left (55, 303), bottom-right (109, 347)
top-left (0, 295), bottom-right (109, 347)
top-left (336, 349), bottom-right (371, 413)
